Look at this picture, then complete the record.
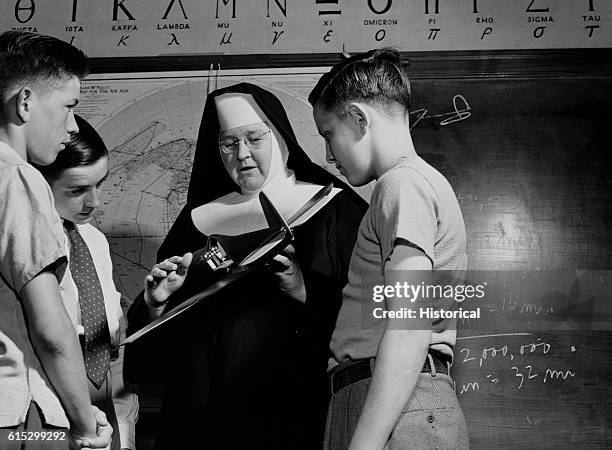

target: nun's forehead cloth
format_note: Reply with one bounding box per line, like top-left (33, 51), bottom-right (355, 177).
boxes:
top-left (214, 92), bottom-right (289, 196)
top-left (215, 92), bottom-right (269, 131)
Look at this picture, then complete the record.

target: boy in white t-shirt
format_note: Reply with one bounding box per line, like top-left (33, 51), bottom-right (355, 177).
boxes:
top-left (309, 48), bottom-right (469, 449)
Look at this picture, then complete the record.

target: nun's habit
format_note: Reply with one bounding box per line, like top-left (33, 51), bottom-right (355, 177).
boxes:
top-left (126, 83), bottom-right (366, 450)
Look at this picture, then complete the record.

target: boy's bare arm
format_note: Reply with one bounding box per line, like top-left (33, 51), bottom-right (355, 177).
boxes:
top-left (20, 270), bottom-right (111, 447)
top-left (349, 245), bottom-right (432, 450)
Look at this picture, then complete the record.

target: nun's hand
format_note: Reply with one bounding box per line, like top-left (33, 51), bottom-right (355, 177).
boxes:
top-left (268, 244), bottom-right (307, 303)
top-left (144, 253), bottom-right (193, 314)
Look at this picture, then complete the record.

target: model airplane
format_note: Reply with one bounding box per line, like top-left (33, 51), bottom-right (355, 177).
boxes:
top-left (123, 183), bottom-right (333, 345)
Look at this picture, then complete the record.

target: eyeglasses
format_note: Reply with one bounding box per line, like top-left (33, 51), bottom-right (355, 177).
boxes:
top-left (219, 129), bottom-right (271, 155)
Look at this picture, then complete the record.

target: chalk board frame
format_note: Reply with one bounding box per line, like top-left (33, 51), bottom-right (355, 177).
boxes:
top-left (88, 48), bottom-right (612, 79)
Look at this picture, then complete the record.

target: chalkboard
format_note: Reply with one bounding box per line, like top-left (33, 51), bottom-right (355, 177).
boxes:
top-left (110, 53), bottom-right (612, 449)
top-left (408, 74), bottom-right (612, 449)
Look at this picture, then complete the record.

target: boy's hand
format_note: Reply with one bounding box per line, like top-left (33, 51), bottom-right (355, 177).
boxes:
top-left (144, 253), bottom-right (193, 309)
top-left (268, 244), bottom-right (306, 303)
top-left (69, 405), bottom-right (113, 449)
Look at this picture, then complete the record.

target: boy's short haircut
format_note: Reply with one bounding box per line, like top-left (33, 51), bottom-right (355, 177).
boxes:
top-left (308, 47), bottom-right (411, 115)
top-left (0, 31), bottom-right (88, 98)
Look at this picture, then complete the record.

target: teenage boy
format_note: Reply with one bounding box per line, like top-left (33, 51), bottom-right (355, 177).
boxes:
top-left (0, 31), bottom-right (112, 449)
top-left (310, 48), bottom-right (469, 449)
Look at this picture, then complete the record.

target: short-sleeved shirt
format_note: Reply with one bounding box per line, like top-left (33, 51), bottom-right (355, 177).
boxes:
top-left (0, 141), bottom-right (69, 428)
top-left (330, 156), bottom-right (467, 369)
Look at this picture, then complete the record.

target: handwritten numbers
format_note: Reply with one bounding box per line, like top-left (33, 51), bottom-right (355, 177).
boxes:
top-left (511, 365), bottom-right (574, 389)
top-left (460, 348), bottom-right (476, 364)
top-left (519, 340), bottom-right (551, 355)
top-left (510, 366), bottom-right (525, 389)
top-left (482, 345), bottom-right (508, 360)
top-left (525, 365), bottom-right (539, 381)
top-left (457, 336), bottom-right (577, 404)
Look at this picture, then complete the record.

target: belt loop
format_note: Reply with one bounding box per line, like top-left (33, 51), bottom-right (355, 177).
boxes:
top-left (427, 353), bottom-right (436, 377)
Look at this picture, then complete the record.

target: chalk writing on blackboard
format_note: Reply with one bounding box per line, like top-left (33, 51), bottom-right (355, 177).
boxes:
top-left (455, 335), bottom-right (577, 396)
top-left (459, 381), bottom-right (480, 394)
top-left (520, 340), bottom-right (551, 354)
top-left (410, 94), bottom-right (471, 129)
top-left (502, 298), bottom-right (555, 316)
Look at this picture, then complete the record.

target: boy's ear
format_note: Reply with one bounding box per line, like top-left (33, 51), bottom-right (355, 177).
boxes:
top-left (15, 87), bottom-right (33, 124)
top-left (346, 102), bottom-right (369, 132)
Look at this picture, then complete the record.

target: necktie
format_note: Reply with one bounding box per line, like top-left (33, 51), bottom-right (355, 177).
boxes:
top-left (64, 221), bottom-right (111, 389)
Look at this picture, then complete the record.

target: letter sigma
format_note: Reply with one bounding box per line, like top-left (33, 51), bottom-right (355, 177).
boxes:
top-left (528, 16), bottom-right (554, 23)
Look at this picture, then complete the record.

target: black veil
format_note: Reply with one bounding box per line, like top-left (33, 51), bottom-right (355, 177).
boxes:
top-left (127, 83), bottom-right (368, 449)
top-left (158, 82), bottom-right (363, 260)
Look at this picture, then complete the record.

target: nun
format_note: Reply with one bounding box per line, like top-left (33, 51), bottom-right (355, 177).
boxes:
top-left (126, 83), bottom-right (366, 449)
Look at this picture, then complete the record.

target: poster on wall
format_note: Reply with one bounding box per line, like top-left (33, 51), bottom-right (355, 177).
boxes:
top-left (1, 0), bottom-right (610, 58)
